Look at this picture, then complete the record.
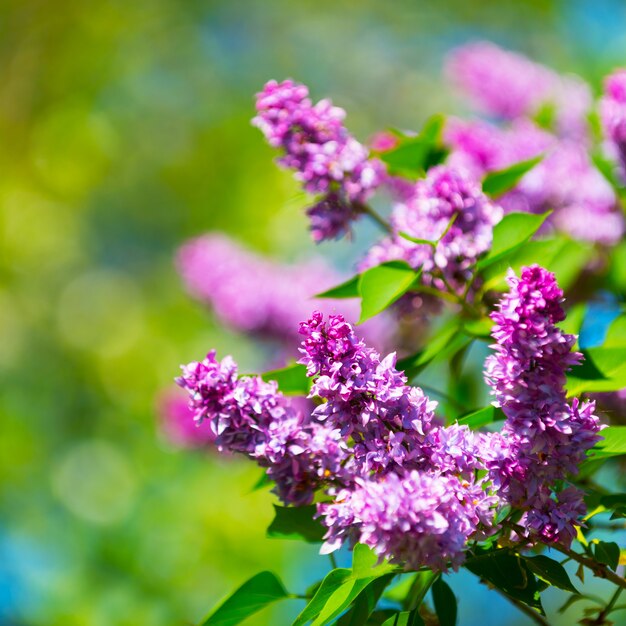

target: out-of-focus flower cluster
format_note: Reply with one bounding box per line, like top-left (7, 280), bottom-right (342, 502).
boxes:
top-left (176, 232), bottom-right (390, 354)
top-left (444, 42), bottom-right (624, 245)
top-left (485, 265), bottom-right (603, 545)
top-left (177, 267), bottom-right (600, 570)
top-left (601, 70), bottom-right (626, 178)
top-left (253, 79), bottom-right (386, 241)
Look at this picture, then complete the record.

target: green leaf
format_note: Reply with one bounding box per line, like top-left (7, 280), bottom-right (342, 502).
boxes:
top-left (462, 317), bottom-right (493, 339)
top-left (603, 315), bottom-right (626, 347)
top-left (523, 555), bottom-right (579, 594)
top-left (381, 611), bottom-right (425, 626)
top-left (380, 116), bottom-right (448, 177)
top-left (465, 551), bottom-right (544, 613)
top-left (250, 471), bottom-right (273, 492)
top-left (431, 579), bottom-right (457, 626)
top-left (397, 319), bottom-right (473, 379)
top-left (586, 427), bottom-right (626, 462)
top-left (266, 505), bottom-right (325, 543)
top-left (477, 211), bottom-right (551, 270)
top-left (482, 235), bottom-right (593, 293)
top-left (335, 574), bottom-right (395, 626)
top-left (293, 545), bottom-right (397, 626)
top-left (593, 541), bottom-right (620, 571)
top-left (358, 261), bottom-right (419, 323)
top-left (482, 156), bottom-right (543, 198)
top-left (316, 275), bottom-right (360, 299)
top-left (457, 405), bottom-right (506, 429)
top-left (200, 571), bottom-right (289, 626)
top-left (260, 363), bottom-right (310, 395)
top-left (567, 349), bottom-right (626, 396)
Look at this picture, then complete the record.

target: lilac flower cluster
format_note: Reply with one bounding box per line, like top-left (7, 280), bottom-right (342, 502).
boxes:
top-left (178, 313), bottom-right (508, 571)
top-left (176, 233), bottom-right (390, 353)
top-left (445, 118), bottom-right (623, 244)
top-left (485, 265), bottom-right (603, 545)
top-left (253, 79), bottom-right (386, 241)
top-left (600, 70), bottom-right (626, 176)
top-left (360, 165), bottom-right (502, 294)
top-left (176, 350), bottom-right (348, 505)
top-left (445, 41), bottom-right (592, 138)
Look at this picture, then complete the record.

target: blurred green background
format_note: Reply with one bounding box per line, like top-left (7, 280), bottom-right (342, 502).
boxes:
top-left (2, 1), bottom-right (626, 624)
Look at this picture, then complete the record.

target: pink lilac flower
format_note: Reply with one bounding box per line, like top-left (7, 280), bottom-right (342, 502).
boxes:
top-left (445, 41), bottom-right (592, 138)
top-left (253, 79), bottom-right (386, 241)
top-left (318, 470), bottom-right (492, 572)
top-left (176, 350), bottom-right (348, 505)
top-left (600, 69), bottom-right (626, 174)
top-left (176, 233), bottom-right (391, 353)
top-left (445, 118), bottom-right (623, 244)
top-left (360, 166), bottom-right (502, 294)
top-left (484, 265), bottom-right (603, 545)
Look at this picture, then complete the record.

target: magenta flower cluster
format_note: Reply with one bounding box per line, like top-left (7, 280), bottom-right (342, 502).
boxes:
top-left (601, 70), bottom-right (626, 176)
top-left (252, 79), bottom-right (385, 241)
top-left (178, 311), bottom-right (509, 571)
top-left (360, 165), bottom-right (502, 293)
top-left (485, 265), bottom-right (603, 545)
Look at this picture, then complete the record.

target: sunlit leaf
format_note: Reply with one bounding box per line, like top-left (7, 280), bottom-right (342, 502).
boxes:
top-left (482, 156), bottom-right (543, 198)
top-left (266, 505), bottom-right (325, 543)
top-left (316, 275), bottom-right (360, 299)
top-left (260, 363), bottom-right (310, 395)
top-left (523, 555), bottom-right (579, 594)
top-left (200, 571), bottom-right (289, 626)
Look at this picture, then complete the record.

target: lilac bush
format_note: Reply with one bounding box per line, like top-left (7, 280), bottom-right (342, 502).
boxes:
top-left (170, 43), bottom-right (626, 626)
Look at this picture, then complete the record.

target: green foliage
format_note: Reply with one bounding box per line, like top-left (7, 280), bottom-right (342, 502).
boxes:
top-left (431, 578), bottom-right (457, 626)
top-left (465, 551), bottom-right (544, 614)
top-left (481, 156), bottom-right (543, 198)
top-left (358, 262), bottom-right (420, 323)
top-left (260, 363), bottom-right (311, 395)
top-left (200, 571), bottom-right (289, 626)
top-left (477, 211), bottom-right (551, 270)
top-left (592, 541), bottom-right (621, 571)
top-left (523, 556), bottom-right (579, 594)
top-left (457, 405), bottom-right (506, 429)
top-left (381, 611), bottom-right (425, 626)
top-left (267, 505), bottom-right (325, 543)
top-left (293, 545), bottom-right (397, 626)
top-left (380, 116), bottom-right (448, 177)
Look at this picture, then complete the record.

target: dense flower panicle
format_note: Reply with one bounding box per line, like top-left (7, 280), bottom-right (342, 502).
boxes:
top-left (360, 166), bottom-right (502, 292)
top-left (176, 233), bottom-right (390, 352)
top-left (298, 312), bottom-right (437, 442)
top-left (484, 265), bottom-right (603, 544)
top-left (318, 471), bottom-right (488, 572)
top-left (253, 79), bottom-right (386, 241)
top-left (176, 350), bottom-right (348, 505)
top-left (445, 119), bottom-right (623, 244)
top-left (445, 41), bottom-right (592, 138)
top-left (157, 389), bottom-right (217, 448)
top-left (600, 70), bottom-right (626, 173)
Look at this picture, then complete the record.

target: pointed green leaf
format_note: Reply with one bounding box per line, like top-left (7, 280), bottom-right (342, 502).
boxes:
top-left (593, 541), bottom-right (620, 570)
top-left (482, 156), bottom-right (543, 198)
top-left (266, 505), bottom-right (325, 543)
top-left (457, 406), bottom-right (506, 429)
top-left (200, 571), bottom-right (289, 626)
top-left (432, 578), bottom-right (457, 626)
top-left (335, 575), bottom-right (395, 626)
top-left (293, 569), bottom-right (353, 626)
top-left (358, 261), bottom-right (419, 323)
top-left (260, 363), bottom-right (310, 395)
top-left (523, 555), bottom-right (579, 594)
top-left (316, 275), bottom-right (360, 299)
top-left (465, 551), bottom-right (544, 613)
top-left (589, 427), bottom-right (626, 460)
top-left (381, 611), bottom-right (425, 626)
top-left (477, 211), bottom-right (551, 270)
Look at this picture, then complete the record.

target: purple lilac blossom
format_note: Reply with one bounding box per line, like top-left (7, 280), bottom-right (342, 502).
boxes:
top-left (360, 166), bottom-right (502, 294)
top-left (600, 69), bottom-right (626, 175)
top-left (176, 233), bottom-right (391, 353)
top-left (253, 79), bottom-right (386, 241)
top-left (484, 265), bottom-right (603, 545)
top-left (445, 41), bottom-right (592, 138)
top-left (318, 471), bottom-right (481, 571)
top-left (445, 118), bottom-right (623, 244)
top-left (176, 350), bottom-right (348, 505)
